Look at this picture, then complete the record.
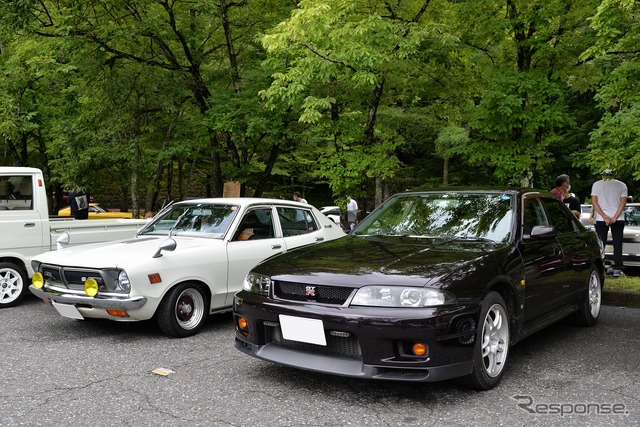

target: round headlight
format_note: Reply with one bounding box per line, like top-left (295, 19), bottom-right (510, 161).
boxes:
top-left (32, 272), bottom-right (44, 289)
top-left (84, 278), bottom-right (99, 297)
top-left (118, 270), bottom-right (131, 292)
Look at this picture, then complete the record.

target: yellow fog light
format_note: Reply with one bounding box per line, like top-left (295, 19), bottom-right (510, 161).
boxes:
top-left (84, 278), bottom-right (99, 297)
top-left (32, 272), bottom-right (44, 289)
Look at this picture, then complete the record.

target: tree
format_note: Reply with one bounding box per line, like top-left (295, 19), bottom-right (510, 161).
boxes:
top-left (578, 0), bottom-right (640, 184)
top-left (260, 0), bottom-right (459, 206)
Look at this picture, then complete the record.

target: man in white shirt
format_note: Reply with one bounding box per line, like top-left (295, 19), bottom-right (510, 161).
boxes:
top-left (347, 196), bottom-right (358, 230)
top-left (591, 169), bottom-right (627, 276)
top-left (293, 191), bottom-right (307, 204)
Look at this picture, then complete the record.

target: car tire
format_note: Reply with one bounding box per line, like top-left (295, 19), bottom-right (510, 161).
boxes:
top-left (156, 283), bottom-right (208, 338)
top-left (572, 267), bottom-right (601, 327)
top-left (461, 291), bottom-right (510, 390)
top-left (0, 262), bottom-right (28, 308)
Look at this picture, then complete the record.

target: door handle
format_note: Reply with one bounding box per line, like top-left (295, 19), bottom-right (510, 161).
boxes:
top-left (271, 244), bottom-right (282, 249)
top-left (24, 223), bottom-right (35, 228)
top-left (315, 237), bottom-right (324, 242)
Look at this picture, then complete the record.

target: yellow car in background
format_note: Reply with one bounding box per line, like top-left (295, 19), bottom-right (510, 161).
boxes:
top-left (57, 203), bottom-right (133, 219)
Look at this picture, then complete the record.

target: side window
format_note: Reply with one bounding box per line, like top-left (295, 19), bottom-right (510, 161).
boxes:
top-left (233, 208), bottom-right (274, 241)
top-left (523, 198), bottom-right (548, 236)
top-left (544, 198), bottom-right (575, 234)
top-left (0, 176), bottom-right (33, 210)
top-left (277, 207), bottom-right (318, 237)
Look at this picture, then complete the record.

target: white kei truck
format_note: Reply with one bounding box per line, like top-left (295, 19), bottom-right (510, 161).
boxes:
top-left (0, 167), bottom-right (147, 307)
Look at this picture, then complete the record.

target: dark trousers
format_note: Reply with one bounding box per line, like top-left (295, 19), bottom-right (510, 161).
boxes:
top-left (595, 220), bottom-right (625, 269)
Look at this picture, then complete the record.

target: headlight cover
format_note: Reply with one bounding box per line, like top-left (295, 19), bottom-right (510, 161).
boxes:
top-left (118, 270), bottom-right (131, 292)
top-left (243, 272), bottom-right (271, 295)
top-left (350, 286), bottom-right (456, 307)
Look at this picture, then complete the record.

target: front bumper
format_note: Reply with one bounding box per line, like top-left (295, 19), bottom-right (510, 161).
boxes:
top-left (29, 285), bottom-right (147, 311)
top-left (233, 291), bottom-right (481, 382)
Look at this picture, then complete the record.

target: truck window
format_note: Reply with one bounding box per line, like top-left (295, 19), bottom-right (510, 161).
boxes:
top-left (0, 176), bottom-right (33, 210)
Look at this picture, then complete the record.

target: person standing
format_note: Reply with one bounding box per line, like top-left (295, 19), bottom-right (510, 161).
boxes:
top-left (550, 174), bottom-right (570, 201)
top-left (347, 196), bottom-right (358, 230)
top-left (293, 191), bottom-right (307, 204)
top-left (563, 191), bottom-right (581, 218)
top-left (591, 169), bottom-right (628, 276)
top-left (69, 186), bottom-right (90, 220)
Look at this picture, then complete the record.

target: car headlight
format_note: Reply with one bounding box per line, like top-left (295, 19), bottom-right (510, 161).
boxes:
top-left (350, 286), bottom-right (456, 307)
top-left (118, 270), bottom-right (131, 292)
top-left (243, 272), bottom-right (271, 295)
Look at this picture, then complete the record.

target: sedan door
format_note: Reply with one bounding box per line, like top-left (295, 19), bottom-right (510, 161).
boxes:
top-left (226, 206), bottom-right (286, 305)
top-left (275, 205), bottom-right (329, 251)
top-left (519, 196), bottom-right (569, 323)
top-left (543, 197), bottom-right (594, 301)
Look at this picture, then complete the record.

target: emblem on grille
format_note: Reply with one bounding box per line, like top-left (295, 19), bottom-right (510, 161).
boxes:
top-left (305, 286), bottom-right (316, 297)
top-left (44, 271), bottom-right (54, 280)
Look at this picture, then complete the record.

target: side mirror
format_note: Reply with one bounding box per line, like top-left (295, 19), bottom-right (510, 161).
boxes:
top-left (153, 237), bottom-right (177, 258)
top-left (528, 225), bottom-right (557, 240)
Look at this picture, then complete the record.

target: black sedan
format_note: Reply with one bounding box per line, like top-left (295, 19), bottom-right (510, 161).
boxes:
top-left (233, 189), bottom-right (605, 390)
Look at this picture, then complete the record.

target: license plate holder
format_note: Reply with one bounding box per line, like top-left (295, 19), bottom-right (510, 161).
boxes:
top-left (52, 301), bottom-right (84, 320)
top-left (278, 314), bottom-right (326, 346)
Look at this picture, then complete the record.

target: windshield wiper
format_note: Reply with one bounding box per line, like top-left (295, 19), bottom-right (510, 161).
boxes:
top-left (444, 235), bottom-right (496, 243)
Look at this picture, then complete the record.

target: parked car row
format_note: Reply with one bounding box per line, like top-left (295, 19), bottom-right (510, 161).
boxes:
top-left (27, 189), bottom-right (605, 390)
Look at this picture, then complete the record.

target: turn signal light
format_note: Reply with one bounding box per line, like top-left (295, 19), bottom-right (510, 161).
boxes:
top-left (32, 272), bottom-right (44, 289)
top-left (84, 278), bottom-right (99, 297)
top-left (237, 317), bottom-right (249, 336)
top-left (106, 309), bottom-right (128, 317)
top-left (412, 342), bottom-right (428, 357)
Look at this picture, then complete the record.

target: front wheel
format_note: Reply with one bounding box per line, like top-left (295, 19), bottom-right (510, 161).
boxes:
top-left (0, 262), bottom-right (28, 308)
top-left (461, 291), bottom-right (510, 390)
top-left (156, 283), bottom-right (208, 338)
top-left (573, 267), bottom-right (601, 326)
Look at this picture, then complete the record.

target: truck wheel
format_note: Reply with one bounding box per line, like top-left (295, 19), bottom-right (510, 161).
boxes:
top-left (156, 283), bottom-right (208, 338)
top-left (0, 262), bottom-right (28, 308)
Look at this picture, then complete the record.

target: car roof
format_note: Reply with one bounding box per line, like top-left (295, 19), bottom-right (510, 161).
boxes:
top-left (175, 197), bottom-right (315, 209)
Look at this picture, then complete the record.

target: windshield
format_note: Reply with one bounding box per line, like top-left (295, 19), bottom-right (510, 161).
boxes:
top-left (139, 203), bottom-right (239, 238)
top-left (354, 192), bottom-right (514, 243)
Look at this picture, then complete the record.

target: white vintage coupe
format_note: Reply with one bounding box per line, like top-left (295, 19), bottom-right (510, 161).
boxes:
top-left (29, 198), bottom-right (344, 337)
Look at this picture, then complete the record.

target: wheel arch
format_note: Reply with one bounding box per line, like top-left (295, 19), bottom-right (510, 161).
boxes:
top-left (157, 279), bottom-right (212, 313)
top-left (484, 279), bottom-right (517, 320)
top-left (0, 257), bottom-right (28, 276)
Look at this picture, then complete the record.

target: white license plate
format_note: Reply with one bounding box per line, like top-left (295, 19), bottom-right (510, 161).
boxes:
top-left (278, 314), bottom-right (326, 346)
top-left (52, 301), bottom-right (84, 320)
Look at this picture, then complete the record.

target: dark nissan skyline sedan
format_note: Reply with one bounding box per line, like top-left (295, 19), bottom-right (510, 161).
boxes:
top-left (233, 189), bottom-right (605, 390)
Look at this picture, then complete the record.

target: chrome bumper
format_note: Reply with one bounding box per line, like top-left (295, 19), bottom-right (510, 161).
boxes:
top-left (29, 286), bottom-right (147, 311)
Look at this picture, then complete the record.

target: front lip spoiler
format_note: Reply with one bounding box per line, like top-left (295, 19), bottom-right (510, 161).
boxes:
top-left (29, 285), bottom-right (147, 311)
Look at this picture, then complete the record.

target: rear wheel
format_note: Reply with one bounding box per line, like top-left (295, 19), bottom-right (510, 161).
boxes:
top-left (573, 267), bottom-right (601, 326)
top-left (0, 262), bottom-right (28, 308)
top-left (462, 291), bottom-right (510, 390)
top-left (156, 283), bottom-right (208, 338)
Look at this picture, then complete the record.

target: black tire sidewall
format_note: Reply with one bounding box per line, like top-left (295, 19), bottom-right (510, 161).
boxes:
top-left (156, 283), bottom-right (208, 338)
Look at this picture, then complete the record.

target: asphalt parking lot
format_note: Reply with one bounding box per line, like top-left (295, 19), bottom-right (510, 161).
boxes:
top-left (1, 294), bottom-right (638, 427)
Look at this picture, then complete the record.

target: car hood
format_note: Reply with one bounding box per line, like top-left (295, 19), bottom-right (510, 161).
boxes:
top-left (253, 235), bottom-right (511, 290)
top-left (33, 235), bottom-right (217, 268)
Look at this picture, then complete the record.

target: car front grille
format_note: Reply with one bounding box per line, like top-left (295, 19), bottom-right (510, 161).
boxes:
top-left (273, 281), bottom-right (355, 305)
top-left (270, 324), bottom-right (362, 359)
top-left (40, 264), bottom-right (118, 292)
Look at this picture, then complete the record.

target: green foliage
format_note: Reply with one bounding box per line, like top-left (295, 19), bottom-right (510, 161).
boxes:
top-left (0, 0), bottom-right (638, 209)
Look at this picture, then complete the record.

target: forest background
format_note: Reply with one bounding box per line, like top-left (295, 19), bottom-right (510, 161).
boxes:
top-left (0, 0), bottom-right (638, 217)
